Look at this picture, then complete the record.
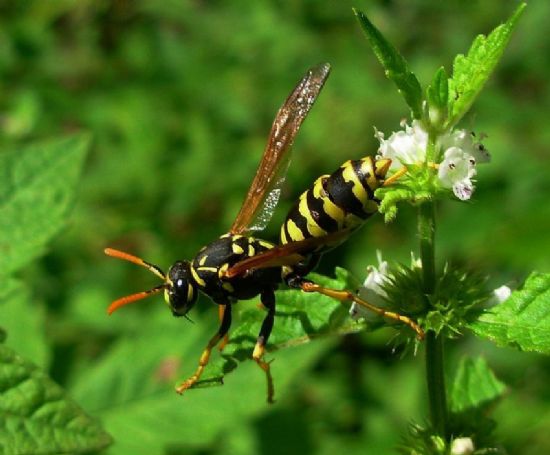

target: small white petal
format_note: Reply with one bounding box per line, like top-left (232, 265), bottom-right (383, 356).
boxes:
top-left (349, 302), bottom-right (364, 320)
top-left (453, 179), bottom-right (474, 201)
top-left (353, 252), bottom-right (392, 320)
top-left (493, 285), bottom-right (512, 303)
top-left (471, 142), bottom-right (491, 163)
top-left (451, 437), bottom-right (475, 455)
top-left (375, 120), bottom-right (428, 170)
top-left (487, 285), bottom-right (512, 306)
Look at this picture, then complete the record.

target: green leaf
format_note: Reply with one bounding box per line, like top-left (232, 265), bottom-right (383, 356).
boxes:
top-left (69, 311), bottom-right (331, 454)
top-left (0, 134), bottom-right (90, 275)
top-left (0, 281), bottom-right (50, 367)
top-left (469, 272), bottom-right (550, 355)
top-left (0, 344), bottom-right (112, 454)
top-left (353, 8), bottom-right (423, 119)
top-left (450, 356), bottom-right (506, 413)
top-left (446, 3), bottom-right (526, 128)
top-left (426, 67), bottom-right (449, 128)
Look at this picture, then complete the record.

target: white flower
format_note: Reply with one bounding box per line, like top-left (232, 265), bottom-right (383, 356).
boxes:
top-left (350, 251), bottom-right (390, 320)
top-left (376, 121), bottom-right (490, 201)
top-left (438, 146), bottom-right (476, 201)
top-left (450, 437), bottom-right (475, 455)
top-left (375, 120), bottom-right (428, 171)
top-left (439, 130), bottom-right (491, 164)
top-left (488, 285), bottom-right (512, 305)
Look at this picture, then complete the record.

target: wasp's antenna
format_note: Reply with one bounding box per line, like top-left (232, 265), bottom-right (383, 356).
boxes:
top-left (183, 314), bottom-right (195, 324)
top-left (105, 248), bottom-right (168, 315)
top-left (104, 248), bottom-right (166, 280)
top-left (107, 284), bottom-right (167, 315)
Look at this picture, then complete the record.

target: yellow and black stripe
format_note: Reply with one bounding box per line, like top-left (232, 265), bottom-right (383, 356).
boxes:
top-left (280, 156), bottom-right (388, 251)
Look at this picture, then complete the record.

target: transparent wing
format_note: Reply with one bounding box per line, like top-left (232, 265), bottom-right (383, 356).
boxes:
top-left (230, 63), bottom-right (331, 234)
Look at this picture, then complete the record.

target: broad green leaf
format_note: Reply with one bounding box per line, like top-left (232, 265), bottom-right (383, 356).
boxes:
top-left (450, 356), bottom-right (506, 413)
top-left (469, 272), bottom-right (550, 355)
top-left (72, 269), bottom-right (367, 403)
top-left (69, 310), bottom-right (331, 455)
top-left (354, 8), bottom-right (423, 119)
top-left (0, 135), bottom-right (90, 275)
top-left (446, 3), bottom-right (526, 128)
top-left (0, 281), bottom-right (50, 367)
top-left (0, 344), bottom-right (112, 454)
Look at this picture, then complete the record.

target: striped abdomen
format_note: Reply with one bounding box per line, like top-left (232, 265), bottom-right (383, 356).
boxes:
top-left (280, 156), bottom-right (390, 253)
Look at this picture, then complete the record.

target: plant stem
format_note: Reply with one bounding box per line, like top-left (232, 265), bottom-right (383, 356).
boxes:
top-left (418, 200), bottom-right (448, 439)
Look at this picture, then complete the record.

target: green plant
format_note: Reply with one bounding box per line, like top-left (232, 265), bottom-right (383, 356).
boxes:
top-left (1, 3), bottom-right (548, 455)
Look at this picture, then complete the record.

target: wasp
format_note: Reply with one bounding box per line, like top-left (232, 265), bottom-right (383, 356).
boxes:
top-left (105, 63), bottom-right (423, 403)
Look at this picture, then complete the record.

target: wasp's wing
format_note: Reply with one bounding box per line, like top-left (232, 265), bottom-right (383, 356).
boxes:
top-left (230, 63), bottom-right (331, 235)
top-left (224, 230), bottom-right (351, 279)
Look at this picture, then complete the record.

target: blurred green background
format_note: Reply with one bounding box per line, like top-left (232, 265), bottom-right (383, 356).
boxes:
top-left (1, 0), bottom-right (549, 454)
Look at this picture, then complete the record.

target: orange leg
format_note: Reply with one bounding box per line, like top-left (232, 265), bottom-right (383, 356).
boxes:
top-left (300, 281), bottom-right (424, 340)
top-left (176, 305), bottom-right (232, 394)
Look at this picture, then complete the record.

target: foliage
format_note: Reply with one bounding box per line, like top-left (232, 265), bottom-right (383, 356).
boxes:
top-left (469, 272), bottom-right (550, 354)
top-left (0, 344), bottom-right (112, 455)
top-left (0, 1), bottom-right (548, 455)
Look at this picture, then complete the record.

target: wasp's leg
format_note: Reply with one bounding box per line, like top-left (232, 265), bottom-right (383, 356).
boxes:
top-left (176, 304), bottom-right (232, 394)
top-left (218, 305), bottom-right (230, 351)
top-left (288, 277), bottom-right (424, 340)
top-left (252, 288), bottom-right (276, 403)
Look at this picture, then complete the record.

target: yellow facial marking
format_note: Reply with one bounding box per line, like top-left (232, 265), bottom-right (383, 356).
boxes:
top-left (248, 244), bottom-right (255, 257)
top-left (187, 284), bottom-right (195, 302)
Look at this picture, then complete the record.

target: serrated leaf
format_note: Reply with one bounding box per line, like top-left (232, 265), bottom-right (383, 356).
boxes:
top-left (0, 135), bottom-right (90, 275)
top-left (354, 8), bottom-right (423, 119)
top-left (450, 356), bottom-right (506, 413)
top-left (0, 281), bottom-right (50, 367)
top-left (447, 3), bottom-right (526, 127)
top-left (468, 272), bottom-right (550, 354)
top-left (0, 344), bottom-right (112, 454)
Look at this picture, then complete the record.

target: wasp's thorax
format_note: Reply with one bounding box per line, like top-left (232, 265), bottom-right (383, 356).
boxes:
top-left (165, 260), bottom-right (198, 317)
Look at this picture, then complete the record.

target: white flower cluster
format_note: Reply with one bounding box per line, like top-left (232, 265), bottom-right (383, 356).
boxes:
top-left (375, 120), bottom-right (490, 201)
top-left (349, 253), bottom-right (511, 321)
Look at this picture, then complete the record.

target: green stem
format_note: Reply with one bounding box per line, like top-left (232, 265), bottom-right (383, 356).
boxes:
top-left (418, 200), bottom-right (448, 439)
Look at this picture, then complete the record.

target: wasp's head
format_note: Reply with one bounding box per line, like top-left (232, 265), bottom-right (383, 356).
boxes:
top-left (104, 248), bottom-right (197, 319)
top-left (165, 260), bottom-right (198, 317)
